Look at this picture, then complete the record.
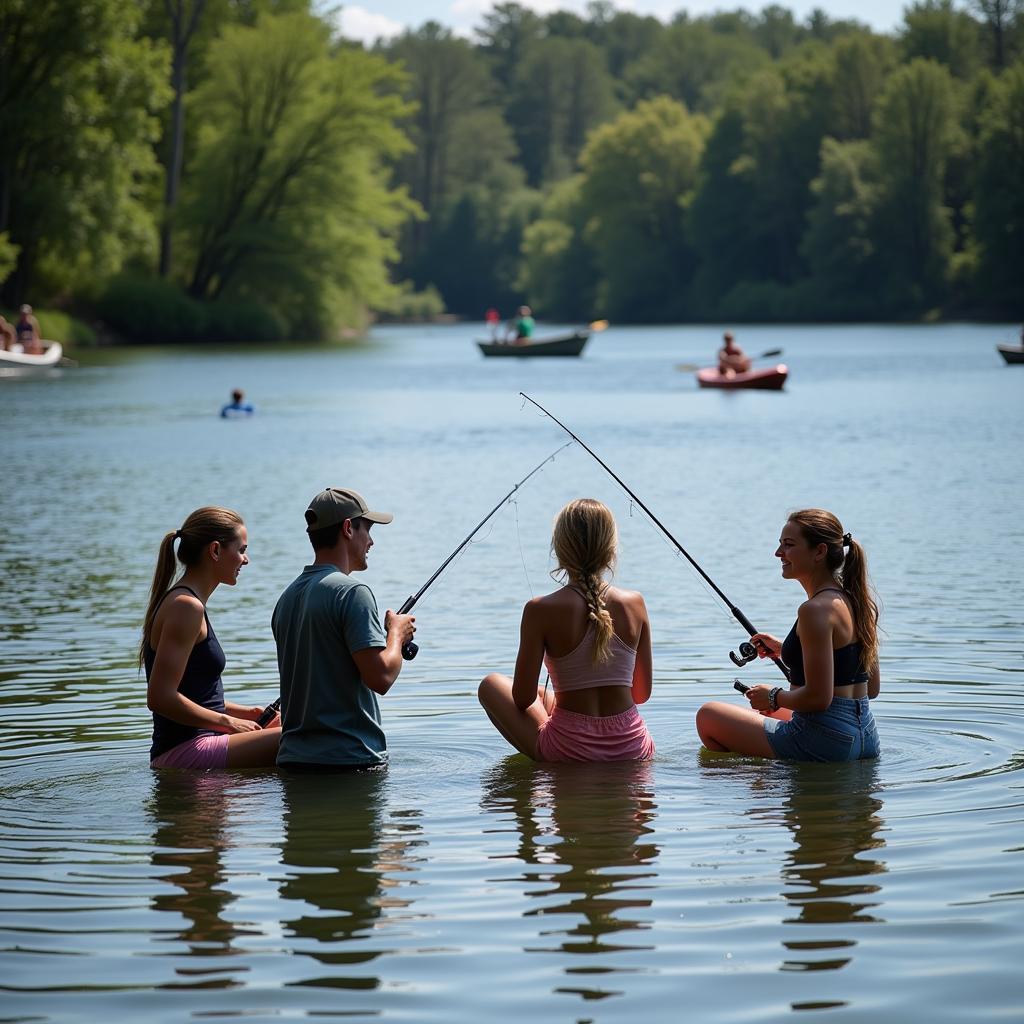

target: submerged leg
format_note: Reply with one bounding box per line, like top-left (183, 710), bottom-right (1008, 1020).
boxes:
top-left (695, 701), bottom-right (776, 758)
top-left (478, 673), bottom-right (550, 760)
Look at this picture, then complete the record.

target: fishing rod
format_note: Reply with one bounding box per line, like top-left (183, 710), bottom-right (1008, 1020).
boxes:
top-left (395, 440), bottom-right (573, 661)
top-left (519, 392), bottom-right (791, 682)
top-left (255, 442), bottom-right (572, 727)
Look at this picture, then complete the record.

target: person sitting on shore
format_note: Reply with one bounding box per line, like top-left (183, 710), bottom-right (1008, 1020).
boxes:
top-left (16, 304), bottom-right (42, 355)
top-left (478, 498), bottom-right (655, 762)
top-left (220, 388), bottom-right (254, 418)
top-left (717, 331), bottom-right (751, 376)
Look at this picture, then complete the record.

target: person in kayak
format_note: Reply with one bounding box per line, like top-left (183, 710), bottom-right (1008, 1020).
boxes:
top-left (695, 508), bottom-right (881, 761)
top-left (717, 331), bottom-right (751, 375)
top-left (478, 498), bottom-right (655, 762)
top-left (141, 507), bottom-right (281, 770)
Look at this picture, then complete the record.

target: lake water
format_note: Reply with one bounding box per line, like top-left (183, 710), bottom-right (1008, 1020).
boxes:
top-left (1, 322), bottom-right (1022, 1022)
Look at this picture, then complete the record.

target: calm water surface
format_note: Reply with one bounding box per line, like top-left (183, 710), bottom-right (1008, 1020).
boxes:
top-left (1, 323), bottom-right (1022, 1022)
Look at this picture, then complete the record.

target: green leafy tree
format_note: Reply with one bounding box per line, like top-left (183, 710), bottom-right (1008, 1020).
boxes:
top-left (475, 2), bottom-right (544, 91)
top-left (972, 60), bottom-right (1024, 311)
top-left (0, 0), bottom-right (170, 304)
top-left (970, 0), bottom-right (1023, 67)
top-left (689, 50), bottom-right (834, 314)
top-left (623, 21), bottom-right (769, 113)
top-left (800, 137), bottom-right (882, 317)
top-left (178, 11), bottom-right (416, 336)
top-left (518, 175), bottom-right (598, 320)
top-left (871, 58), bottom-right (959, 312)
top-left (508, 36), bottom-right (617, 186)
top-left (386, 24), bottom-right (518, 268)
top-left (577, 96), bottom-right (708, 321)
top-left (830, 32), bottom-right (897, 139)
top-left (901, 0), bottom-right (982, 78)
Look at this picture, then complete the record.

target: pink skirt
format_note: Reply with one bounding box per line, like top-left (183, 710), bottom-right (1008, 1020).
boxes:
top-left (535, 704), bottom-right (654, 763)
top-left (150, 733), bottom-right (229, 770)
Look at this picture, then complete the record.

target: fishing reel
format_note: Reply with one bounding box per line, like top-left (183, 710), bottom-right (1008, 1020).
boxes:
top-left (729, 640), bottom-right (758, 668)
top-left (402, 640), bottom-right (418, 661)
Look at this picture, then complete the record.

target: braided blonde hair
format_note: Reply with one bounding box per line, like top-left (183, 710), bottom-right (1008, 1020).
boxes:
top-left (551, 498), bottom-right (617, 663)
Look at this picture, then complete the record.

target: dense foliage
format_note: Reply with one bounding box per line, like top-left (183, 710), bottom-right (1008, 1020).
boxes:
top-left (0, 0), bottom-right (1021, 338)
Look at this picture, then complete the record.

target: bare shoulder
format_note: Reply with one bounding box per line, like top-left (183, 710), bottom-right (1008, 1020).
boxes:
top-left (606, 585), bottom-right (645, 606)
top-left (796, 597), bottom-right (833, 635)
top-left (161, 589), bottom-right (205, 629)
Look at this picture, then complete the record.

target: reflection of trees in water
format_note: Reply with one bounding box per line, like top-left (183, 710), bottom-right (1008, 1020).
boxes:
top-left (729, 759), bottom-right (887, 979)
top-left (278, 769), bottom-right (424, 992)
top-left (480, 757), bottom-right (660, 1002)
top-left (146, 771), bottom-right (251, 987)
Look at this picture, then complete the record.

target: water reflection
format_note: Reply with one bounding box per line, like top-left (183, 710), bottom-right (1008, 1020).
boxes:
top-left (725, 759), bottom-right (887, 979)
top-left (278, 769), bottom-right (422, 992)
top-left (146, 772), bottom-right (250, 987)
top-left (481, 757), bottom-right (659, 1002)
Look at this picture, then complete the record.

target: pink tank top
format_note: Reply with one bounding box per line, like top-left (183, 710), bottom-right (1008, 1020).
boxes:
top-left (543, 624), bottom-right (637, 693)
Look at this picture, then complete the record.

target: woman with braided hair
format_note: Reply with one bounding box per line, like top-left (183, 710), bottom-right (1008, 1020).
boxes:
top-left (696, 508), bottom-right (881, 761)
top-left (141, 506), bottom-right (281, 770)
top-left (478, 498), bottom-right (655, 761)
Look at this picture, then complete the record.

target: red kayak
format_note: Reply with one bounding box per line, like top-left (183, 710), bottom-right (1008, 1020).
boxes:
top-left (696, 364), bottom-right (788, 390)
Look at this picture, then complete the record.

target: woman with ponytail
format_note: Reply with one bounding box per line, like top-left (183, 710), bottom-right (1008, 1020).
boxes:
top-left (141, 507), bottom-right (281, 769)
top-left (478, 499), bottom-right (654, 761)
top-left (696, 509), bottom-right (881, 761)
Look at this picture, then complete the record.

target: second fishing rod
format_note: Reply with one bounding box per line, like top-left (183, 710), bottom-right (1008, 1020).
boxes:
top-left (519, 392), bottom-right (791, 682)
top-left (256, 442), bottom-right (572, 726)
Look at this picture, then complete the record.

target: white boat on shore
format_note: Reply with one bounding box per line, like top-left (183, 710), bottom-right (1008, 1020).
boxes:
top-left (0, 341), bottom-right (65, 376)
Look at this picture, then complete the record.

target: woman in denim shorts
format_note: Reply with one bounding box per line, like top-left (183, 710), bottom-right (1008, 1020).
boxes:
top-left (696, 509), bottom-right (880, 762)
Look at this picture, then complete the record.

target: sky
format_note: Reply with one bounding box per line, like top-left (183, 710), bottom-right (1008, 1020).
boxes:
top-left (326, 0), bottom-right (907, 47)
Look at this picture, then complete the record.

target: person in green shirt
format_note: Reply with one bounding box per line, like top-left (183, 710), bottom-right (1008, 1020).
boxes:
top-left (511, 305), bottom-right (535, 344)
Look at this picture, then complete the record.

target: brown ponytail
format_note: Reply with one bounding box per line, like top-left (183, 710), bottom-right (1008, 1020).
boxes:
top-left (138, 506), bottom-right (244, 667)
top-left (788, 509), bottom-right (879, 672)
top-left (551, 498), bottom-right (618, 663)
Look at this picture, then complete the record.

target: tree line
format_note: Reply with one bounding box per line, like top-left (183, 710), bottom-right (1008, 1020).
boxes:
top-left (0, 0), bottom-right (1021, 341)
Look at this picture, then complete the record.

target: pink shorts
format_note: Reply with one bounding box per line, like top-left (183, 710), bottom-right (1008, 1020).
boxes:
top-left (535, 704), bottom-right (655, 763)
top-left (150, 733), bottom-right (230, 770)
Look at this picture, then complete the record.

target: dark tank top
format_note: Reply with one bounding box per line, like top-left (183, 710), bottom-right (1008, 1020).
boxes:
top-left (145, 585), bottom-right (227, 759)
top-left (781, 622), bottom-right (869, 688)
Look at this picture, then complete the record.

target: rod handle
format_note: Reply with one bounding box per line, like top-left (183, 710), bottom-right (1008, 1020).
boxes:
top-left (733, 678), bottom-right (751, 694)
top-left (256, 698), bottom-right (280, 727)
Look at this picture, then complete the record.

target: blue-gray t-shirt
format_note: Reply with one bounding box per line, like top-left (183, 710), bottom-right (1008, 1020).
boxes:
top-left (272, 564), bottom-right (387, 766)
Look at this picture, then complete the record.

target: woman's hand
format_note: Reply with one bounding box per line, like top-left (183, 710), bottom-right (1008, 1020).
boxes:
top-left (219, 714), bottom-right (262, 734)
top-left (750, 633), bottom-right (782, 659)
top-left (745, 684), bottom-right (775, 714)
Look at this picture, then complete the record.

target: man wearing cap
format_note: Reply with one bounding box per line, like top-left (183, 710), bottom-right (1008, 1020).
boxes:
top-left (272, 487), bottom-right (416, 769)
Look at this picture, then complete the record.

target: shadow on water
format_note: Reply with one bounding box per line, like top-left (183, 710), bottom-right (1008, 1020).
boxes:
top-left (480, 756), bottom-right (659, 1003)
top-left (276, 768), bottom-right (423, 993)
top-left (147, 772), bottom-right (252, 988)
top-left (699, 754), bottom-right (887, 1011)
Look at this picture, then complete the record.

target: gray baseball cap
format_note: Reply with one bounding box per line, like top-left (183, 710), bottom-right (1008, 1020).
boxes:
top-left (304, 487), bottom-right (393, 532)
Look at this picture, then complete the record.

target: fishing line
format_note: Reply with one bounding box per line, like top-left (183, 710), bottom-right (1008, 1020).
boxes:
top-left (519, 392), bottom-right (791, 681)
top-left (256, 440), bottom-right (575, 727)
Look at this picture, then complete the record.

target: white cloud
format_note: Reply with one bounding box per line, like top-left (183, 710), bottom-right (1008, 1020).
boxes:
top-left (337, 5), bottom-right (406, 45)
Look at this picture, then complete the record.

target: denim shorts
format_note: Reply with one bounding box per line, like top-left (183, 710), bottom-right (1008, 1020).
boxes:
top-left (764, 697), bottom-right (879, 762)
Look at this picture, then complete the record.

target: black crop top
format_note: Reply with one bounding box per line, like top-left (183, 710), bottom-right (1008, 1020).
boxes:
top-left (145, 585), bottom-right (227, 759)
top-left (780, 621), bottom-right (869, 689)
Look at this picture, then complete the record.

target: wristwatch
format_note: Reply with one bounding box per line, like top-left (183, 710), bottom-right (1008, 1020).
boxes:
top-left (768, 686), bottom-right (782, 712)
